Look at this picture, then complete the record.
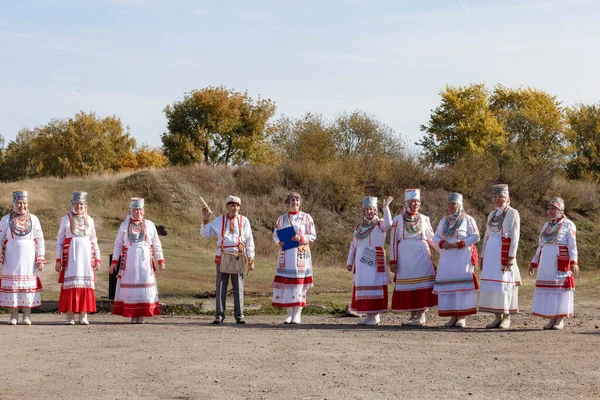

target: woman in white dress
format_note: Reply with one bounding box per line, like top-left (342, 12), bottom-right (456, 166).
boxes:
top-left (479, 184), bottom-right (521, 329)
top-left (528, 197), bottom-right (578, 330)
top-left (433, 192), bottom-right (480, 328)
top-left (272, 192), bottom-right (317, 324)
top-left (109, 198), bottom-right (165, 323)
top-left (55, 191), bottom-right (101, 325)
top-left (389, 189), bottom-right (438, 326)
top-left (0, 191), bottom-right (45, 325)
top-left (346, 196), bottom-right (393, 326)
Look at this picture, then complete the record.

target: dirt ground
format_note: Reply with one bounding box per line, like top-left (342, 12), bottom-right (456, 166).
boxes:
top-left (0, 297), bottom-right (599, 400)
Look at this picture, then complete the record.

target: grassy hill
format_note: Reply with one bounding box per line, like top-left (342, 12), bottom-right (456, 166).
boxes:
top-left (1, 163), bottom-right (599, 313)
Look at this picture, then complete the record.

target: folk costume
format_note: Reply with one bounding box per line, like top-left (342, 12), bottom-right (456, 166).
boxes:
top-left (272, 192), bottom-right (317, 324)
top-left (56, 191), bottom-right (101, 325)
top-left (200, 195), bottom-right (255, 324)
top-left (530, 197), bottom-right (578, 330)
top-left (479, 184), bottom-right (521, 329)
top-left (0, 191), bottom-right (45, 325)
top-left (433, 192), bottom-right (480, 328)
top-left (347, 196), bottom-right (392, 325)
top-left (110, 198), bottom-right (165, 323)
top-left (389, 189), bottom-right (438, 326)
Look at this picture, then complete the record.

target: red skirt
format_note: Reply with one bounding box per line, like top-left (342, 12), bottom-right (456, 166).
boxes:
top-left (58, 288), bottom-right (96, 313)
top-left (351, 286), bottom-right (388, 313)
top-left (391, 288), bottom-right (437, 312)
top-left (112, 301), bottom-right (161, 318)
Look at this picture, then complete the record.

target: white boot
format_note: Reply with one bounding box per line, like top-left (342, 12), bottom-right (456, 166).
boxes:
top-left (66, 312), bottom-right (75, 325)
top-left (444, 316), bottom-right (457, 327)
top-left (543, 318), bottom-right (556, 330)
top-left (79, 312), bottom-right (89, 325)
top-left (552, 318), bottom-right (565, 330)
top-left (9, 309), bottom-right (18, 325)
top-left (454, 317), bottom-right (467, 328)
top-left (486, 313), bottom-right (502, 329)
top-left (292, 307), bottom-right (302, 324)
top-left (499, 314), bottom-right (511, 329)
top-left (130, 317), bottom-right (138, 324)
top-left (407, 310), bottom-right (426, 326)
top-left (283, 307), bottom-right (294, 324)
top-left (137, 316), bottom-right (146, 324)
top-left (358, 314), bottom-right (372, 325)
top-left (402, 311), bottom-right (418, 326)
top-left (366, 313), bottom-right (380, 325)
top-left (23, 309), bottom-right (32, 325)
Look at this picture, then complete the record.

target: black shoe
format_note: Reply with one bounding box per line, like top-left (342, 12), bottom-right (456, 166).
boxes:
top-left (212, 318), bottom-right (223, 325)
top-left (235, 318), bottom-right (246, 325)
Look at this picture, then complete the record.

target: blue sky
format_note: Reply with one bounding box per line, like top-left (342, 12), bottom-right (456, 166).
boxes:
top-left (1, 0), bottom-right (599, 150)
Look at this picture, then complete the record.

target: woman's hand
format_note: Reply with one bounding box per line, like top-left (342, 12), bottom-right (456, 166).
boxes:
top-left (572, 264), bottom-right (580, 276)
top-left (55, 261), bottom-right (62, 272)
top-left (109, 264), bottom-right (116, 274)
top-left (291, 235), bottom-right (301, 242)
top-left (278, 242), bottom-right (285, 248)
top-left (440, 241), bottom-right (452, 250)
top-left (248, 258), bottom-right (255, 272)
top-left (382, 196), bottom-right (394, 208)
top-left (502, 257), bottom-right (515, 272)
top-left (528, 265), bottom-right (536, 276)
top-left (36, 261), bottom-right (45, 272)
top-left (346, 264), bottom-right (353, 272)
top-left (94, 259), bottom-right (101, 271)
top-left (389, 263), bottom-right (397, 273)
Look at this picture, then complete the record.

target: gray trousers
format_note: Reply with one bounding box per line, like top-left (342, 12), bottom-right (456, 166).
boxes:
top-left (215, 264), bottom-right (244, 319)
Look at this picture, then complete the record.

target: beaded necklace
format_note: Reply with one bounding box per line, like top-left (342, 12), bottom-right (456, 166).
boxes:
top-left (128, 218), bottom-right (146, 243)
top-left (69, 213), bottom-right (90, 237)
top-left (488, 206), bottom-right (508, 232)
top-left (8, 211), bottom-right (32, 236)
top-left (355, 217), bottom-right (378, 240)
top-left (442, 207), bottom-right (465, 238)
top-left (541, 218), bottom-right (564, 245)
top-left (403, 211), bottom-right (422, 234)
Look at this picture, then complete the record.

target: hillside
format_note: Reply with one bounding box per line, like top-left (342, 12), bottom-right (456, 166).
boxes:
top-left (1, 163), bottom-right (599, 308)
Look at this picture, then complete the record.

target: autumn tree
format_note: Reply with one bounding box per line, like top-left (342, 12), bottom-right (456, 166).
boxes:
top-left (161, 86), bottom-right (276, 165)
top-left (115, 145), bottom-right (169, 170)
top-left (490, 85), bottom-right (566, 165)
top-left (1, 128), bottom-right (40, 181)
top-left (33, 112), bottom-right (136, 177)
top-left (418, 84), bottom-right (506, 165)
top-left (271, 111), bottom-right (404, 163)
top-left (565, 103), bottom-right (600, 181)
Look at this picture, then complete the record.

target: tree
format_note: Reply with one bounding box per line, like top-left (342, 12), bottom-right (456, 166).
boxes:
top-left (33, 112), bottom-right (136, 177)
top-left (418, 84), bottom-right (506, 166)
top-left (115, 145), bottom-right (169, 170)
top-left (271, 111), bottom-right (404, 163)
top-left (565, 103), bottom-right (600, 181)
top-left (490, 85), bottom-right (566, 165)
top-left (1, 128), bottom-right (40, 181)
top-left (162, 86), bottom-right (276, 165)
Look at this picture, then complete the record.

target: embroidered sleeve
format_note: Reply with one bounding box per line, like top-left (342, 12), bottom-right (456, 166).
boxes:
top-left (346, 236), bottom-right (357, 266)
top-left (273, 215), bottom-right (283, 243)
top-left (56, 215), bottom-right (67, 261)
top-left (380, 204), bottom-right (392, 232)
top-left (200, 218), bottom-right (218, 238)
top-left (89, 218), bottom-right (101, 262)
top-left (33, 216), bottom-right (45, 262)
top-left (301, 213), bottom-right (317, 243)
top-left (243, 217), bottom-right (255, 259)
top-left (509, 209), bottom-right (520, 258)
top-left (149, 221), bottom-right (164, 262)
top-left (530, 224), bottom-right (544, 267)
top-left (567, 220), bottom-right (578, 265)
top-left (423, 216), bottom-right (439, 253)
top-left (111, 222), bottom-right (126, 265)
top-left (462, 216), bottom-right (480, 247)
top-left (389, 217), bottom-right (400, 265)
top-left (433, 218), bottom-right (444, 248)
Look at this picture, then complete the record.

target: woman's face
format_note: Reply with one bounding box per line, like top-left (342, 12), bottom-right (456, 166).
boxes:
top-left (364, 207), bottom-right (376, 220)
top-left (547, 205), bottom-right (560, 220)
top-left (15, 201), bottom-right (28, 214)
top-left (492, 194), bottom-right (505, 208)
top-left (131, 208), bottom-right (144, 220)
top-left (72, 202), bottom-right (85, 215)
top-left (226, 203), bottom-right (240, 217)
top-left (288, 197), bottom-right (301, 212)
top-left (407, 200), bottom-right (421, 213)
top-left (447, 202), bottom-right (459, 215)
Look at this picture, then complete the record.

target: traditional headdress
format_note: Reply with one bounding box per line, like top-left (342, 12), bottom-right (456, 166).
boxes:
top-left (226, 195), bottom-right (241, 206)
top-left (405, 189), bottom-right (420, 201)
top-left (448, 192), bottom-right (463, 205)
top-left (71, 191), bottom-right (88, 204)
top-left (548, 197), bottom-right (565, 212)
top-left (362, 197), bottom-right (378, 209)
top-left (492, 184), bottom-right (509, 198)
top-left (12, 191), bottom-right (28, 203)
top-left (130, 197), bottom-right (145, 209)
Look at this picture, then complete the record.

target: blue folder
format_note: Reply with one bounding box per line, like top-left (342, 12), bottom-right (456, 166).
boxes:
top-left (276, 226), bottom-right (300, 251)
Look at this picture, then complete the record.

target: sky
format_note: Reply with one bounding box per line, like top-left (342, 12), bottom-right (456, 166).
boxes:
top-left (1, 0), bottom-right (599, 150)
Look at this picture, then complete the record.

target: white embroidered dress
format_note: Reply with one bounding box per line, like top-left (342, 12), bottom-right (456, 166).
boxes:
top-left (112, 219), bottom-right (164, 317)
top-left (531, 218), bottom-right (577, 319)
top-left (272, 211), bottom-right (316, 307)
top-left (479, 206), bottom-right (521, 314)
top-left (56, 214), bottom-right (101, 312)
top-left (0, 213), bottom-right (45, 308)
top-left (433, 214), bottom-right (480, 317)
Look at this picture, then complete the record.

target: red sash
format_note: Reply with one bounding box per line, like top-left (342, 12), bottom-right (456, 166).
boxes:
top-left (557, 245), bottom-right (570, 272)
top-left (501, 237), bottom-right (511, 266)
